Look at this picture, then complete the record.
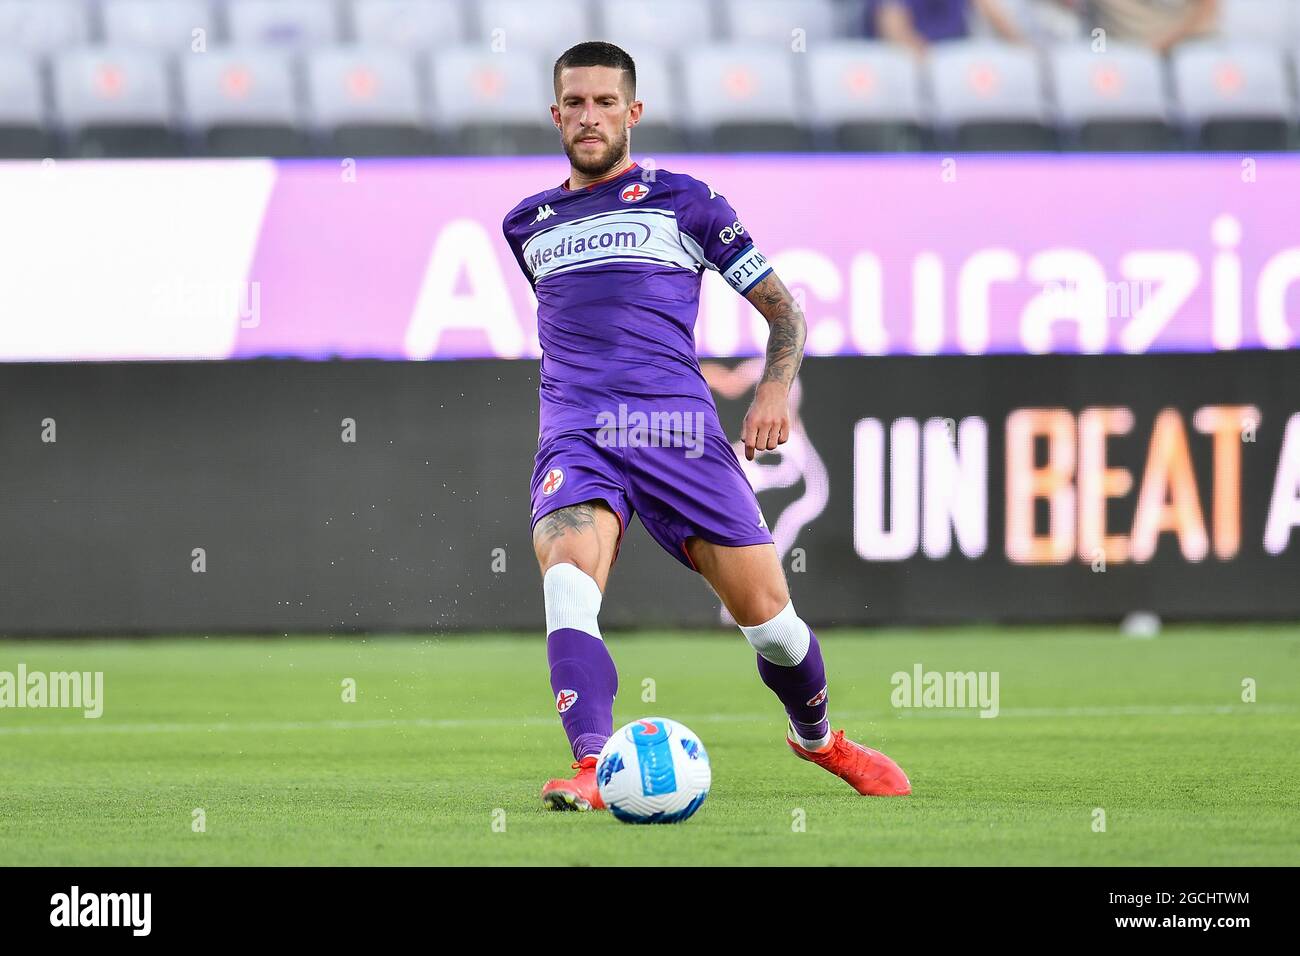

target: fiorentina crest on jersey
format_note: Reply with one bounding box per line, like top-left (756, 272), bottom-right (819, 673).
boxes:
top-left (541, 467), bottom-right (564, 496)
top-left (619, 181), bottom-right (651, 203)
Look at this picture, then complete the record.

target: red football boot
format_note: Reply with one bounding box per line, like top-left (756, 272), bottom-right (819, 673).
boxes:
top-left (540, 755), bottom-right (606, 811)
top-left (788, 728), bottom-right (912, 796)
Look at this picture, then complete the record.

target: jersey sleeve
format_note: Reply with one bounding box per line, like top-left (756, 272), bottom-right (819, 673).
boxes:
top-left (502, 209), bottom-right (537, 291)
top-left (672, 174), bottom-right (773, 295)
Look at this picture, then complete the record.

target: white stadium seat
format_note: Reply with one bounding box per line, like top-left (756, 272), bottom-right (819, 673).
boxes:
top-left (307, 47), bottom-right (433, 155)
top-left (0, 51), bottom-right (52, 156)
top-left (596, 0), bottom-right (716, 53)
top-left (719, 0), bottom-right (837, 45)
top-left (1172, 41), bottom-right (1293, 149)
top-left (927, 40), bottom-right (1055, 149)
top-left (351, 0), bottom-right (469, 50)
top-left (0, 51), bottom-right (43, 125)
top-left (0, 0), bottom-right (90, 53)
top-left (680, 43), bottom-right (813, 150)
top-left (471, 0), bottom-right (591, 58)
top-left (1047, 42), bottom-right (1176, 149)
top-left (427, 46), bottom-right (555, 154)
top-left (1218, 0), bottom-right (1298, 48)
top-left (226, 0), bottom-right (339, 48)
top-left (621, 49), bottom-right (689, 153)
top-left (968, 0), bottom-right (1086, 44)
top-left (52, 47), bottom-right (180, 156)
top-left (806, 40), bottom-right (926, 149)
top-left (101, 0), bottom-right (217, 52)
top-left (308, 48), bottom-right (422, 126)
top-left (181, 48), bottom-right (308, 155)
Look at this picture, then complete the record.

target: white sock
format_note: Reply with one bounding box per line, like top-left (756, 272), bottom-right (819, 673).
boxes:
top-left (737, 600), bottom-right (809, 665)
top-left (543, 563), bottom-right (603, 640)
top-left (789, 720), bottom-right (832, 752)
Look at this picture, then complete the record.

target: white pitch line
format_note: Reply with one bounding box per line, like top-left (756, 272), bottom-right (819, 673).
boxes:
top-left (0, 703), bottom-right (1293, 737)
top-left (893, 703), bottom-right (1296, 719)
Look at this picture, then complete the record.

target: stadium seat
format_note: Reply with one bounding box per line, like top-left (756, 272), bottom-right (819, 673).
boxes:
top-left (351, 0), bottom-right (468, 50)
top-left (470, 0), bottom-right (590, 59)
top-left (622, 50), bottom-right (688, 154)
top-left (719, 0), bottom-right (837, 45)
top-left (1218, 0), bottom-right (1298, 49)
top-left (1172, 42), bottom-right (1294, 151)
top-left (52, 48), bottom-right (183, 157)
top-left (101, 0), bottom-right (217, 52)
top-left (927, 41), bottom-right (1056, 150)
top-left (307, 48), bottom-right (433, 156)
top-left (970, 0), bottom-right (1086, 44)
top-left (0, 0), bottom-right (89, 53)
top-left (0, 52), bottom-right (54, 157)
top-left (807, 40), bottom-right (927, 151)
top-left (181, 49), bottom-right (309, 156)
top-left (226, 0), bottom-right (339, 48)
top-left (427, 46), bottom-right (555, 155)
top-left (1048, 43), bottom-right (1179, 151)
top-left (680, 44), bottom-right (813, 151)
top-left (595, 0), bottom-right (716, 53)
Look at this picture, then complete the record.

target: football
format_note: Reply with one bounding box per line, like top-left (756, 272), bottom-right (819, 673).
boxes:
top-left (596, 718), bottom-right (711, 824)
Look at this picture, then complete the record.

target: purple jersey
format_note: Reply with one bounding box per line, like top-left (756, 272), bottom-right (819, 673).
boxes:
top-left (502, 162), bottom-right (772, 443)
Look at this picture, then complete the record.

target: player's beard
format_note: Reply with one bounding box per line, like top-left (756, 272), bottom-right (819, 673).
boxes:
top-left (563, 124), bottom-right (630, 179)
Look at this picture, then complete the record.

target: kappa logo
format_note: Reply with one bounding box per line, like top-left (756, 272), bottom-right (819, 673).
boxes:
top-left (620, 182), bottom-right (650, 203)
top-left (534, 204), bottom-right (557, 223)
top-left (806, 686), bottom-right (828, 708)
top-left (541, 467), bottom-right (564, 496)
top-left (556, 689), bottom-right (578, 713)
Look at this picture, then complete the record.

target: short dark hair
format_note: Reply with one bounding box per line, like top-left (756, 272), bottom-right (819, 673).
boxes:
top-left (553, 41), bottom-right (636, 104)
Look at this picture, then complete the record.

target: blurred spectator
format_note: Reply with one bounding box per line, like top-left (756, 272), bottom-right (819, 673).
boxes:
top-left (1089, 0), bottom-right (1218, 53)
top-left (866, 0), bottom-right (1029, 54)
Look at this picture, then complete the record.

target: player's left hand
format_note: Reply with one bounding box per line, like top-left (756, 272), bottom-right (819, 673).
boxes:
top-left (742, 382), bottom-right (791, 461)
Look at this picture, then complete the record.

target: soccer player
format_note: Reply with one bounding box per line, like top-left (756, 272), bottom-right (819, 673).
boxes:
top-left (502, 42), bottom-right (911, 810)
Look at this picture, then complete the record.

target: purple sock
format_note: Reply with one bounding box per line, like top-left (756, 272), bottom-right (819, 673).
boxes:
top-left (756, 629), bottom-right (830, 746)
top-left (547, 627), bottom-right (618, 760)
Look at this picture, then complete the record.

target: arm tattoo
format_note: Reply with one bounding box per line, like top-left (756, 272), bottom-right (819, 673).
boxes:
top-left (534, 502), bottom-right (597, 544)
top-left (748, 273), bottom-right (807, 388)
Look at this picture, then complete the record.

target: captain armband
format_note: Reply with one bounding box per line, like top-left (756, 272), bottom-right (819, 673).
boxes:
top-left (719, 245), bottom-right (773, 294)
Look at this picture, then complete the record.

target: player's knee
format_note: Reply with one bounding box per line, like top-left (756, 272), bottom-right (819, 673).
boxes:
top-left (737, 599), bottom-right (809, 666)
top-left (728, 581), bottom-right (791, 630)
top-left (542, 562), bottom-right (603, 638)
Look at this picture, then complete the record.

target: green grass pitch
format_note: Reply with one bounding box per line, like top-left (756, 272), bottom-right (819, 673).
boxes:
top-left (1, 626), bottom-right (1298, 866)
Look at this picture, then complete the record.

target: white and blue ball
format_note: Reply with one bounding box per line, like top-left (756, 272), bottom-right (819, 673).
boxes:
top-left (596, 717), bottom-right (711, 824)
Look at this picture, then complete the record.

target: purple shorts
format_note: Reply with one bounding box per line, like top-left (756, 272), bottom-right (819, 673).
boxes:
top-left (529, 428), bottom-right (774, 570)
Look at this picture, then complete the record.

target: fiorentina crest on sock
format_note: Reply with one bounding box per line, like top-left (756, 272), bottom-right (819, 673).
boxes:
top-left (555, 689), bottom-right (578, 713)
top-left (596, 717), bottom-right (711, 824)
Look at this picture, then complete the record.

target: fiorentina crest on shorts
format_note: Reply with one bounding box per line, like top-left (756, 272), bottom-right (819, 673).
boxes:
top-left (556, 689), bottom-right (578, 713)
top-left (541, 467), bottom-right (564, 495)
